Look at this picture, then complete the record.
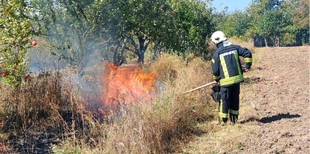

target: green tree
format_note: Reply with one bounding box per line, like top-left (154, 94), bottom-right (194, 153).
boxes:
top-left (247, 0), bottom-right (295, 46)
top-left (31, 0), bottom-right (215, 66)
top-left (221, 11), bottom-right (250, 40)
top-left (258, 9), bottom-right (292, 46)
top-left (247, 0), bottom-right (274, 46)
top-left (0, 0), bottom-right (34, 87)
top-left (167, 0), bottom-right (214, 58)
top-left (282, 0), bottom-right (309, 45)
top-left (94, 0), bottom-right (214, 63)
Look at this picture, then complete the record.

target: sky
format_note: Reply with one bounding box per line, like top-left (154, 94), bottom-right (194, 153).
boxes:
top-left (211, 0), bottom-right (252, 13)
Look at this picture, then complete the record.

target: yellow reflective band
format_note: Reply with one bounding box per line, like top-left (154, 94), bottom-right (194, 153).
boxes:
top-left (212, 58), bottom-right (215, 63)
top-left (213, 75), bottom-right (220, 80)
top-left (244, 58), bottom-right (252, 63)
top-left (219, 100), bottom-right (228, 118)
top-left (220, 99), bottom-right (223, 113)
top-left (229, 109), bottom-right (239, 115)
top-left (234, 52), bottom-right (242, 75)
top-left (219, 112), bottom-right (228, 118)
top-left (220, 75), bottom-right (244, 86)
top-left (220, 57), bottom-right (230, 78)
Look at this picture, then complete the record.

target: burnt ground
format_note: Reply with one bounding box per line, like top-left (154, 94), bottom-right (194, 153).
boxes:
top-left (181, 46), bottom-right (310, 154)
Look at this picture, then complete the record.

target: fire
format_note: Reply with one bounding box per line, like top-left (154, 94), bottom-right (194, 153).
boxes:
top-left (101, 63), bottom-right (157, 109)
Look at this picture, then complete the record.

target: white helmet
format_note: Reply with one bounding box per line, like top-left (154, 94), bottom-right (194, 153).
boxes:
top-left (211, 31), bottom-right (227, 44)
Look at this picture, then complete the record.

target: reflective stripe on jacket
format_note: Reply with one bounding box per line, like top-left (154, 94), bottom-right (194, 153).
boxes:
top-left (212, 41), bottom-right (252, 87)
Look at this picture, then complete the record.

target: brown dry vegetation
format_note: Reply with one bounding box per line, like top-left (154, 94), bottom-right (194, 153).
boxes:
top-left (0, 52), bottom-right (216, 153)
top-left (0, 70), bottom-right (92, 153)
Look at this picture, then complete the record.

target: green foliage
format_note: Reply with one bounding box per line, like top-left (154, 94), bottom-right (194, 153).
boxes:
top-left (105, 0), bottom-right (214, 61)
top-left (256, 9), bottom-right (292, 45)
top-left (282, 33), bottom-right (296, 45)
top-left (31, 0), bottom-right (215, 65)
top-left (282, 0), bottom-right (309, 45)
top-left (248, 0), bottom-right (302, 46)
top-left (0, 0), bottom-right (34, 87)
top-left (167, 0), bottom-right (215, 57)
top-left (218, 0), bottom-right (309, 46)
top-left (221, 11), bottom-right (250, 40)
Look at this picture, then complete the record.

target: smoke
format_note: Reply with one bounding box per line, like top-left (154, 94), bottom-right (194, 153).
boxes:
top-left (25, 1), bottom-right (160, 119)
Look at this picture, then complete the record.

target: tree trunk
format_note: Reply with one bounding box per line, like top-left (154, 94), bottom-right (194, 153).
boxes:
top-left (137, 50), bottom-right (145, 65)
top-left (137, 36), bottom-right (146, 65)
top-left (113, 39), bottom-right (127, 66)
top-left (273, 36), bottom-right (279, 47)
top-left (264, 37), bottom-right (268, 47)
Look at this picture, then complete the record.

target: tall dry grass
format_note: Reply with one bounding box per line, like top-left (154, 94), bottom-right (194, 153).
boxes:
top-left (0, 53), bottom-right (217, 153)
top-left (0, 69), bottom-right (95, 153)
top-left (51, 54), bottom-right (216, 154)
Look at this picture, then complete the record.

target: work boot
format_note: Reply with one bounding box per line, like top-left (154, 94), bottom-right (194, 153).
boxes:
top-left (217, 117), bottom-right (228, 125)
top-left (229, 114), bottom-right (238, 124)
top-left (217, 117), bottom-right (228, 126)
top-left (222, 117), bottom-right (228, 123)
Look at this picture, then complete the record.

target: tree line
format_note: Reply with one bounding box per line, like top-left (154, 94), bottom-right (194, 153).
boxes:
top-left (216, 0), bottom-right (309, 47)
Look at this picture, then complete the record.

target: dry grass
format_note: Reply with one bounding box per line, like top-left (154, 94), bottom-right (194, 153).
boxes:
top-left (0, 69), bottom-right (95, 153)
top-left (51, 53), bottom-right (216, 154)
top-left (0, 52), bottom-right (218, 153)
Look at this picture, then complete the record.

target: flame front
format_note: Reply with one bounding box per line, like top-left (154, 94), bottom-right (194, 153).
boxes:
top-left (101, 63), bottom-right (157, 110)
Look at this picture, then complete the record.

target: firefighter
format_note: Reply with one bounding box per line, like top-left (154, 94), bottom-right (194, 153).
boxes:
top-left (210, 31), bottom-right (252, 125)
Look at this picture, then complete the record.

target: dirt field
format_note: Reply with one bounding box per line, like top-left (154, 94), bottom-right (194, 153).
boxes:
top-left (181, 46), bottom-right (310, 154)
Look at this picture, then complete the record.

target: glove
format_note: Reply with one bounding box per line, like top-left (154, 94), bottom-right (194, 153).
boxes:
top-left (212, 85), bottom-right (220, 92)
top-left (242, 67), bottom-right (249, 72)
top-left (243, 63), bottom-right (251, 72)
top-left (211, 85), bottom-right (220, 103)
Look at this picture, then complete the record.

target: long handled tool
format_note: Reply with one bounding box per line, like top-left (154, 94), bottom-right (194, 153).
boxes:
top-left (182, 81), bottom-right (217, 95)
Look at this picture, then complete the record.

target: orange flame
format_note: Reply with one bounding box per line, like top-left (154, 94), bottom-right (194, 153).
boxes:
top-left (101, 63), bottom-right (157, 110)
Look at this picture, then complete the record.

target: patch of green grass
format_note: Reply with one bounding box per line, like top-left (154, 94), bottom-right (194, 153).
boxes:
top-left (237, 142), bottom-right (246, 150)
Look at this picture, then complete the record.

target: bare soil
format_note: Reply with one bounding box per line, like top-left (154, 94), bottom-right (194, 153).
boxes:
top-left (181, 46), bottom-right (310, 154)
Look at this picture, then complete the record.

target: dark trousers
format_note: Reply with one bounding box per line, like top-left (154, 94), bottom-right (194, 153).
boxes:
top-left (218, 83), bottom-right (240, 119)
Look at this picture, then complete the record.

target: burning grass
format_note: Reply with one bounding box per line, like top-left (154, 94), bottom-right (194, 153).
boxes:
top-left (0, 53), bottom-right (216, 153)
